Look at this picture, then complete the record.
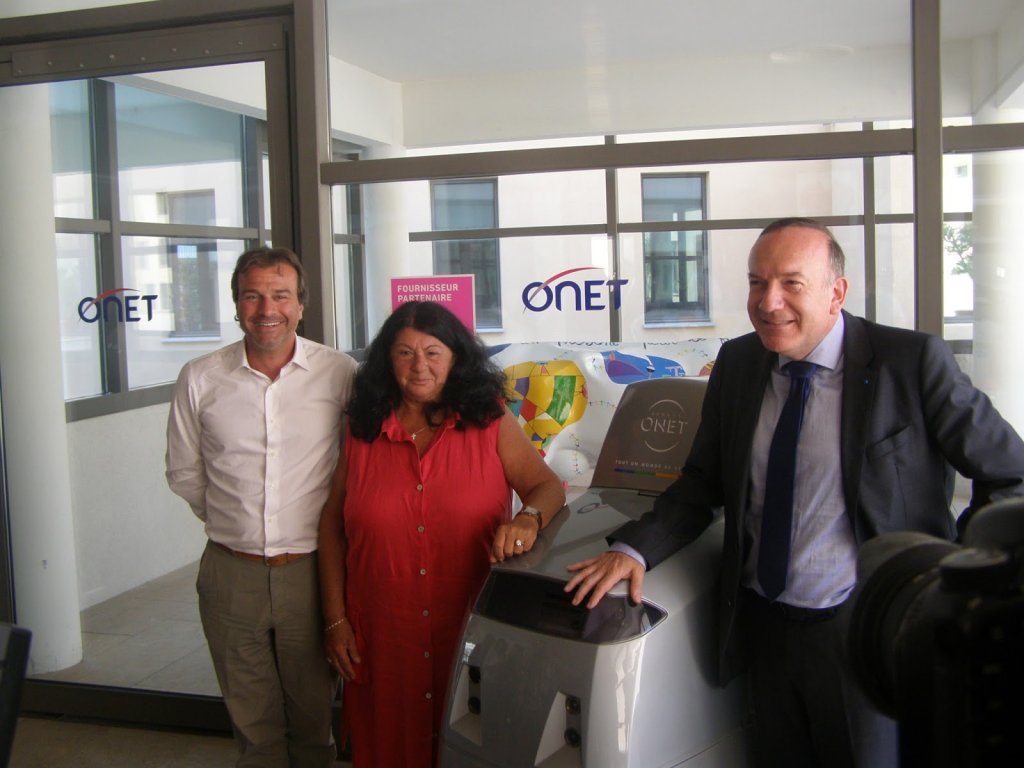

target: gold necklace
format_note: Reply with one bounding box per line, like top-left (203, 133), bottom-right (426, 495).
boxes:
top-left (410, 425), bottom-right (433, 441)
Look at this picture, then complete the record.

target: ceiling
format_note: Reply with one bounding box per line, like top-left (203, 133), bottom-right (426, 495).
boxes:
top-left (326, 0), bottom-right (1017, 84)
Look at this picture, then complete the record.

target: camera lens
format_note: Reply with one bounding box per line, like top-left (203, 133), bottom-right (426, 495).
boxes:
top-left (847, 533), bottom-right (959, 715)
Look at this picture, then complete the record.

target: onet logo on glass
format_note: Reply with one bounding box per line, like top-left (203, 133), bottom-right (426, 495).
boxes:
top-left (78, 288), bottom-right (158, 323)
top-left (521, 267), bottom-right (628, 313)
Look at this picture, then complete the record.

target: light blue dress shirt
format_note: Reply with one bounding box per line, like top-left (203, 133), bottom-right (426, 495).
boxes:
top-left (744, 315), bottom-right (857, 608)
top-left (614, 315), bottom-right (857, 609)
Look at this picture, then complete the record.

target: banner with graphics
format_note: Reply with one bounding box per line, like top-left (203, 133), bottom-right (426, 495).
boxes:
top-left (490, 339), bottom-right (722, 487)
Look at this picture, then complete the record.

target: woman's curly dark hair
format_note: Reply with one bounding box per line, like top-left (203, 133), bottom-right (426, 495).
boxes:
top-left (347, 301), bottom-right (508, 441)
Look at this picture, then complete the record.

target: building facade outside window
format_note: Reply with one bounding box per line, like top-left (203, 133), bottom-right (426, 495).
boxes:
top-left (641, 173), bottom-right (709, 325)
top-left (165, 191), bottom-right (220, 338)
top-left (431, 179), bottom-right (501, 329)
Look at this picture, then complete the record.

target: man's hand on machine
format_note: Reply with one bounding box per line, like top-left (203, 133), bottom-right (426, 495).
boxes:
top-left (564, 551), bottom-right (645, 609)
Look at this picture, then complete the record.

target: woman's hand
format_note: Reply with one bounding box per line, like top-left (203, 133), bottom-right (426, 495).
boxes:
top-left (324, 619), bottom-right (361, 682)
top-left (490, 513), bottom-right (542, 563)
top-left (494, 410), bottom-right (566, 565)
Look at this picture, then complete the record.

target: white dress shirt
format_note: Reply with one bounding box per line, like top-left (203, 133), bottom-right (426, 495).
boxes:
top-left (165, 336), bottom-right (356, 556)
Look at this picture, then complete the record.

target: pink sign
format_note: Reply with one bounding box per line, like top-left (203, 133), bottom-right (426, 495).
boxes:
top-left (390, 274), bottom-right (476, 331)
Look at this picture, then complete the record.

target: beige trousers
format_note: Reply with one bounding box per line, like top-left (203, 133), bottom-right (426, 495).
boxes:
top-left (197, 541), bottom-right (337, 768)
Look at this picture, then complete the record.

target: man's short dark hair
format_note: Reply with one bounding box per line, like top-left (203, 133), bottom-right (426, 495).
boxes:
top-left (758, 217), bottom-right (846, 280)
top-left (231, 247), bottom-right (309, 305)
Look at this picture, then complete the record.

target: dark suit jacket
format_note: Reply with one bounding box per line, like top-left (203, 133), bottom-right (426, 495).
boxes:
top-left (612, 311), bottom-right (1024, 684)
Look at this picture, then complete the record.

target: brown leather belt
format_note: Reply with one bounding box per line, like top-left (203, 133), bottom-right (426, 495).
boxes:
top-left (212, 540), bottom-right (311, 567)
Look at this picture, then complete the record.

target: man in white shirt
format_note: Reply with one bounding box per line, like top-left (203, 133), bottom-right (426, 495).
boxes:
top-left (166, 247), bottom-right (357, 768)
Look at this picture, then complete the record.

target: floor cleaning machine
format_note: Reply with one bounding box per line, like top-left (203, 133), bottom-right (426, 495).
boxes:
top-left (440, 377), bottom-right (748, 767)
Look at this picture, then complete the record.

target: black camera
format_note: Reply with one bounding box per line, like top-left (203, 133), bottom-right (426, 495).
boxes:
top-left (848, 498), bottom-right (1024, 767)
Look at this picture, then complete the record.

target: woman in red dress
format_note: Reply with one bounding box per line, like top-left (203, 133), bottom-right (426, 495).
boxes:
top-left (318, 301), bottom-right (565, 767)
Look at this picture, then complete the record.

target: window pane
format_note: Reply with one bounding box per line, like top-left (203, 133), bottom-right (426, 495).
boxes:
top-left (47, 65), bottom-right (268, 401)
top-left (344, 151), bottom-right (878, 345)
top-left (871, 222), bottom-right (915, 330)
top-left (621, 150), bottom-right (864, 222)
top-left (642, 175), bottom-right (704, 222)
top-left (944, 149), bottom-right (1024, 435)
top-left (331, 181), bottom-right (366, 349)
top-left (873, 150), bottom-right (914, 216)
top-left (497, 169), bottom-right (606, 228)
top-left (641, 174), bottom-right (708, 324)
top-left (262, 150), bottom-right (272, 232)
top-left (50, 81), bottom-right (94, 219)
top-left (943, 152), bottom-right (974, 340)
top-left (432, 180), bottom-right (501, 328)
top-left (432, 180), bottom-right (495, 229)
top-left (433, 238), bottom-right (501, 328)
top-left (122, 236), bottom-right (245, 389)
top-left (412, 233), bottom-right (617, 343)
top-left (56, 233), bottom-right (102, 399)
top-left (333, 241), bottom-right (365, 350)
top-left (116, 83), bottom-right (246, 227)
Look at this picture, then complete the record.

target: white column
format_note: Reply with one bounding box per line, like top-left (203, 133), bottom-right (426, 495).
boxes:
top-left (970, 106), bottom-right (1024, 434)
top-left (0, 84), bottom-right (83, 672)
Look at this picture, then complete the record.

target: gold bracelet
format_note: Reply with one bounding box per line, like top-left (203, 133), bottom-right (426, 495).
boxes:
top-left (324, 617), bottom-right (347, 632)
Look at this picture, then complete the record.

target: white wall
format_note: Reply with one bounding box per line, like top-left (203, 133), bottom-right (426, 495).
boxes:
top-left (67, 403), bottom-right (208, 609)
top-left (329, 56), bottom-right (404, 146)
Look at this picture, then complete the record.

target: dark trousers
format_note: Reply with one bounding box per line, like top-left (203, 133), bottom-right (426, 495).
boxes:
top-left (742, 589), bottom-right (898, 768)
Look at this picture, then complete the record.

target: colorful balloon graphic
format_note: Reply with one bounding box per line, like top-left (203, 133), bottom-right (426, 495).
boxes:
top-left (505, 360), bottom-right (588, 455)
top-left (600, 351), bottom-right (687, 383)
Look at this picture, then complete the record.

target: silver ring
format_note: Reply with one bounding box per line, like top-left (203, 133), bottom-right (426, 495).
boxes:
top-left (514, 539), bottom-right (524, 547)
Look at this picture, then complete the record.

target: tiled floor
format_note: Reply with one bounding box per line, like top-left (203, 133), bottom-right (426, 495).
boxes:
top-left (8, 715), bottom-right (238, 768)
top-left (12, 561), bottom-right (352, 766)
top-left (32, 559), bottom-right (219, 696)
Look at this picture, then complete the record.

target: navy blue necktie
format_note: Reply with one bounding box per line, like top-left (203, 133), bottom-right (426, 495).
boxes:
top-left (758, 360), bottom-right (817, 602)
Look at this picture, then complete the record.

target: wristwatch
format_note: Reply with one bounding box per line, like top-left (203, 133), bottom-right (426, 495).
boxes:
top-left (515, 506), bottom-right (543, 531)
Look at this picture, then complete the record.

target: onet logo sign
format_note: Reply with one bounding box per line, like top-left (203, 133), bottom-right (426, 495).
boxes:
top-left (522, 267), bottom-right (628, 313)
top-left (78, 288), bottom-right (158, 324)
top-left (640, 398), bottom-right (692, 454)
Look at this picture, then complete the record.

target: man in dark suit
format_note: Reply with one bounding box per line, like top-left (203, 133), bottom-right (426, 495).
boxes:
top-left (565, 217), bottom-right (1024, 767)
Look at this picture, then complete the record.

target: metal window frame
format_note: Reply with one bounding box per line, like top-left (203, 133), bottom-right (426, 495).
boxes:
top-left (1, 5), bottom-right (308, 422)
top-left (324, 117), bottom-right (1024, 339)
top-left (639, 171), bottom-right (710, 324)
top-left (61, 78), bottom-right (268, 420)
top-left (0, 0), bottom-right (326, 733)
top-left (324, 129), bottom-right (917, 340)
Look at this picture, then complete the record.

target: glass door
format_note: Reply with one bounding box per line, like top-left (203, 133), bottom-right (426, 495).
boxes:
top-left (0, 9), bottom-right (296, 730)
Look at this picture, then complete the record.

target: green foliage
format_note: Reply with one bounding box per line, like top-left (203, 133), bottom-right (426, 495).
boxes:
top-left (944, 222), bottom-right (973, 277)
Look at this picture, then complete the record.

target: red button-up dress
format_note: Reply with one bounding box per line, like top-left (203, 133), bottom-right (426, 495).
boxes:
top-left (340, 411), bottom-right (511, 767)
